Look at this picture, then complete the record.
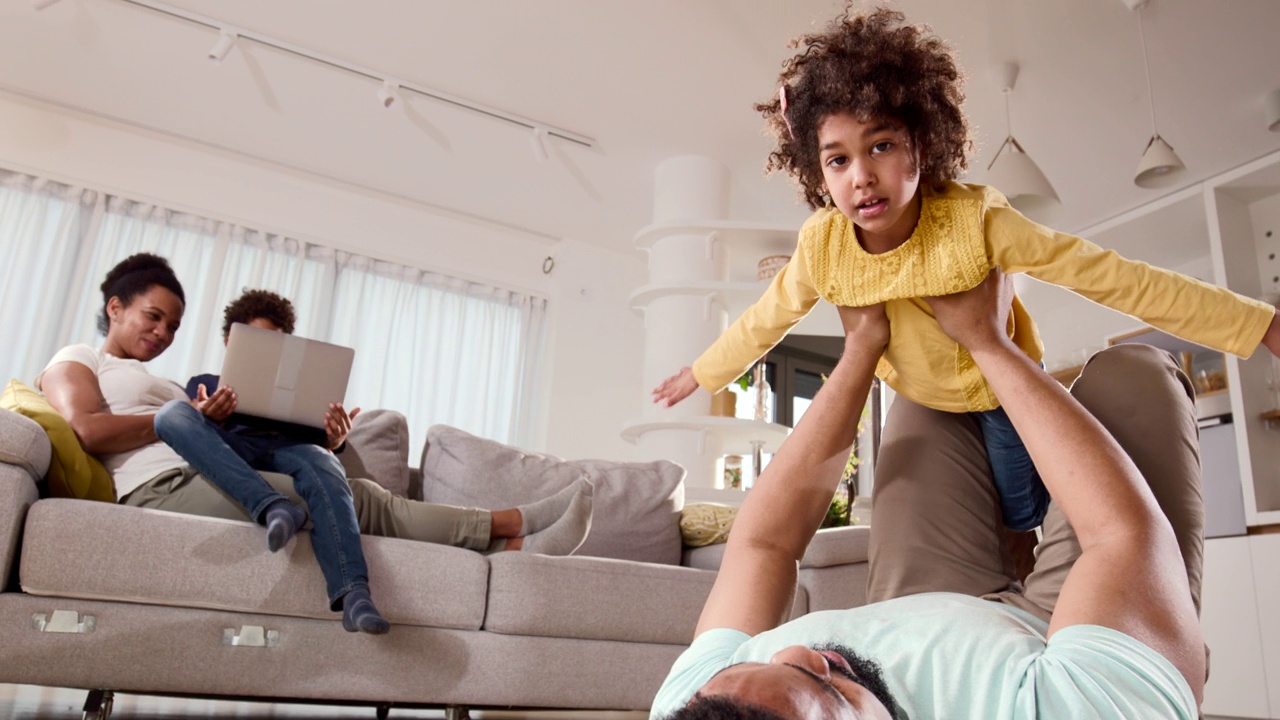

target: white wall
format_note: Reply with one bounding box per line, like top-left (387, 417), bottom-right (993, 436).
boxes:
top-left (0, 91), bottom-right (645, 462)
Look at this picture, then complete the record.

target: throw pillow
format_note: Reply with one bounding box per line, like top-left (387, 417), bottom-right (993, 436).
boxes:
top-left (420, 424), bottom-right (686, 565)
top-left (679, 503), bottom-right (738, 547)
top-left (0, 379), bottom-right (115, 502)
top-left (337, 409), bottom-right (412, 498)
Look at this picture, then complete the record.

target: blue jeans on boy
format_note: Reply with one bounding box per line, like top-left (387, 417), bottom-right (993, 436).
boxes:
top-left (973, 406), bottom-right (1048, 531)
top-left (154, 400), bottom-right (368, 609)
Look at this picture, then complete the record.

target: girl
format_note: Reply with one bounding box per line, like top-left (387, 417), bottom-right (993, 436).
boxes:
top-left (653, 6), bottom-right (1280, 533)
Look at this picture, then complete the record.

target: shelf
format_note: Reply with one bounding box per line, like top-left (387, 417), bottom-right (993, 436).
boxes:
top-left (628, 281), bottom-right (767, 316)
top-left (634, 220), bottom-right (798, 286)
top-left (620, 416), bottom-right (791, 456)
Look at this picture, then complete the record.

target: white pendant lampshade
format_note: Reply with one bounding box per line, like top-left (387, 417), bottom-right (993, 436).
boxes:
top-left (1134, 134), bottom-right (1186, 188)
top-left (988, 136), bottom-right (1060, 219)
top-left (986, 63), bottom-right (1060, 223)
top-left (1126, 0), bottom-right (1186, 188)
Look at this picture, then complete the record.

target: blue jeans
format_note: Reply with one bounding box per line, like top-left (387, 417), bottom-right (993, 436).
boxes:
top-left (154, 400), bottom-right (368, 609)
top-left (972, 406), bottom-right (1048, 531)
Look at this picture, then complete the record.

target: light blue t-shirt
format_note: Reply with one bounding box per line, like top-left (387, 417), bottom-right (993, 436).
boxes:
top-left (650, 592), bottom-right (1196, 719)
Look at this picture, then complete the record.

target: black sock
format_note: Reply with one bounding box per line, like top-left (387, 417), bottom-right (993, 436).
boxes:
top-left (264, 500), bottom-right (307, 553)
top-left (342, 587), bottom-right (390, 635)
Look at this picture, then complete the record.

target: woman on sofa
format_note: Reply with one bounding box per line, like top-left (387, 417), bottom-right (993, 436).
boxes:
top-left (38, 253), bottom-right (594, 635)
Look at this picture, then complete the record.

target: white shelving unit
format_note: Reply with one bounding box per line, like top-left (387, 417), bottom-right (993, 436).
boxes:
top-left (623, 157), bottom-right (796, 489)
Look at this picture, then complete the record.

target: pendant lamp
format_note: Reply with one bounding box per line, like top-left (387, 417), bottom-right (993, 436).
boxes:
top-left (1125, 0), bottom-right (1186, 188)
top-left (986, 62), bottom-right (1060, 222)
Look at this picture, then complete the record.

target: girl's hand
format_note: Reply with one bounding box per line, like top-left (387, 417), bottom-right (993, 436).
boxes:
top-left (192, 384), bottom-right (236, 422)
top-left (652, 367), bottom-right (699, 407)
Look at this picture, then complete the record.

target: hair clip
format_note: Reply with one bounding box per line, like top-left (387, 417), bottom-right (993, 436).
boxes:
top-left (779, 86), bottom-right (796, 141)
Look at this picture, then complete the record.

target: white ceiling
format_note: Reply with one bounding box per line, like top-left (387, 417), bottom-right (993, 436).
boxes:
top-left (1, 0), bottom-right (1279, 257)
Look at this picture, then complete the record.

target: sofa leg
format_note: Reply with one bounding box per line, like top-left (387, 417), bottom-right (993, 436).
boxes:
top-left (444, 707), bottom-right (470, 720)
top-left (375, 703), bottom-right (391, 719)
top-left (80, 689), bottom-right (114, 720)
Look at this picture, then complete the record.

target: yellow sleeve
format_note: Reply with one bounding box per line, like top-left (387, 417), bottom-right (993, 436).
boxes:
top-left (691, 239), bottom-right (821, 393)
top-left (986, 205), bottom-right (1275, 358)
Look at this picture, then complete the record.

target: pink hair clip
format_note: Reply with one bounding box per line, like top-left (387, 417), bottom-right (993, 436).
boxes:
top-left (779, 86), bottom-right (796, 141)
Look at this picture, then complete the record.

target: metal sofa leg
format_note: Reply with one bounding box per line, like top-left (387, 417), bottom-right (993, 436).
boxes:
top-left (80, 689), bottom-right (114, 720)
top-left (444, 707), bottom-right (470, 720)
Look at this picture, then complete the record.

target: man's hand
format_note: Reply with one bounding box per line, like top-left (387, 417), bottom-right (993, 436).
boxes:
top-left (192, 384), bottom-right (236, 423)
top-left (325, 403), bottom-right (361, 451)
top-left (652, 366), bottom-right (699, 407)
top-left (925, 267), bottom-right (1015, 353)
top-left (1261, 309), bottom-right (1280, 360)
top-left (835, 302), bottom-right (889, 359)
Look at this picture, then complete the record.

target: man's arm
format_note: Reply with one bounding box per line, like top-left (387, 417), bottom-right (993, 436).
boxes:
top-left (927, 269), bottom-right (1205, 702)
top-left (693, 304), bottom-right (886, 638)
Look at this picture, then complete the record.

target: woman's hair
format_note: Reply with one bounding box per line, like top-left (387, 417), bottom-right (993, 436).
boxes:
top-left (757, 5), bottom-right (971, 209)
top-left (221, 289), bottom-right (297, 337)
top-left (98, 253), bottom-right (186, 334)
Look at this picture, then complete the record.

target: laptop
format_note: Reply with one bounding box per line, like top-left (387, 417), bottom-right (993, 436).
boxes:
top-left (219, 323), bottom-right (355, 430)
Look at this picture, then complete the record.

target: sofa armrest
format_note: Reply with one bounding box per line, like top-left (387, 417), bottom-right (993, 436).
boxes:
top-left (681, 525), bottom-right (871, 571)
top-left (0, 409), bottom-right (46, 589)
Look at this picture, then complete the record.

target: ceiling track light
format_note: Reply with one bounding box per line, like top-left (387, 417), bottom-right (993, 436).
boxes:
top-left (100, 0), bottom-right (595, 151)
top-left (1265, 89), bottom-right (1280, 133)
top-left (208, 29), bottom-right (237, 64)
top-left (32, 0), bottom-right (64, 10)
top-left (1126, 0), bottom-right (1186, 188)
top-left (531, 127), bottom-right (550, 161)
top-left (377, 80), bottom-right (400, 109)
top-left (985, 62), bottom-right (1060, 222)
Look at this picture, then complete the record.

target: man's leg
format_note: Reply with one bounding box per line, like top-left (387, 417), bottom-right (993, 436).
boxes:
top-left (868, 394), bottom-right (1019, 602)
top-left (1009, 343), bottom-right (1204, 620)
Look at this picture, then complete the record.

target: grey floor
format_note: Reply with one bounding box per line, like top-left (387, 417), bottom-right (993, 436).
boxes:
top-left (0, 685), bottom-right (647, 720)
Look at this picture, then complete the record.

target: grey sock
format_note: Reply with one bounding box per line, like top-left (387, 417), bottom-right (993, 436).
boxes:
top-left (521, 485), bottom-right (593, 556)
top-left (517, 477), bottom-right (592, 536)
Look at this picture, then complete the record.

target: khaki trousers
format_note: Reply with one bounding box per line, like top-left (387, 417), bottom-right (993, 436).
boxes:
top-left (123, 468), bottom-right (493, 552)
top-left (867, 343), bottom-right (1205, 623)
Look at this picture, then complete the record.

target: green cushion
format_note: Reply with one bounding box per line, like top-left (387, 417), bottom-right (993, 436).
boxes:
top-left (1, 379), bottom-right (115, 502)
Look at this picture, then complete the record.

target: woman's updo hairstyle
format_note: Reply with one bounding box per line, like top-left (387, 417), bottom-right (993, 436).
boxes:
top-left (98, 253), bottom-right (186, 334)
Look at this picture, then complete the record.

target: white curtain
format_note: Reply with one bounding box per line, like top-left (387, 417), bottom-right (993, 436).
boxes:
top-left (329, 253), bottom-right (548, 456)
top-left (0, 172), bottom-right (95, 386)
top-left (0, 168), bottom-right (548, 454)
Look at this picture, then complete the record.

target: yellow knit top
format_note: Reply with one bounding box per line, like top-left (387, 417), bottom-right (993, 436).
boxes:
top-left (692, 182), bottom-right (1275, 413)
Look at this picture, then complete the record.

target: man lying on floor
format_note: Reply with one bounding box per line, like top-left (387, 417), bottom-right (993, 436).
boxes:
top-left (651, 269), bottom-right (1204, 720)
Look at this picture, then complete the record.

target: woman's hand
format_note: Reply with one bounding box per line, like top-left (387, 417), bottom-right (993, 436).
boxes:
top-left (652, 366), bottom-right (699, 407)
top-left (192, 384), bottom-right (237, 423)
top-left (925, 268), bottom-right (1015, 354)
top-left (325, 403), bottom-right (361, 451)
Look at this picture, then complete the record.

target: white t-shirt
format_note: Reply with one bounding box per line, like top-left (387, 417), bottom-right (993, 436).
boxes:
top-left (39, 344), bottom-right (189, 498)
top-left (651, 592), bottom-right (1196, 720)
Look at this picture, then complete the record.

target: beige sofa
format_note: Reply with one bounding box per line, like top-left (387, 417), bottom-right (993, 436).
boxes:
top-left (0, 408), bottom-right (871, 719)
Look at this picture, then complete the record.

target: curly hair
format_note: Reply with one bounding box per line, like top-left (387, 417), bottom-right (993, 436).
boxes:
top-left (664, 696), bottom-right (786, 720)
top-left (221, 289), bottom-right (296, 337)
top-left (757, 5), bottom-right (971, 209)
top-left (98, 253), bottom-right (186, 335)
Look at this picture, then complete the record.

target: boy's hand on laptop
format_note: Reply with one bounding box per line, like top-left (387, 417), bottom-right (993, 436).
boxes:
top-left (192, 384), bottom-right (236, 423)
top-left (325, 403), bottom-right (361, 451)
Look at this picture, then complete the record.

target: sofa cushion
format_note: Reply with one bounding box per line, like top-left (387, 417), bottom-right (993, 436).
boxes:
top-left (682, 524), bottom-right (871, 571)
top-left (679, 502), bottom-right (738, 547)
top-left (0, 380), bottom-right (114, 502)
top-left (19, 499), bottom-right (489, 630)
top-left (338, 409), bottom-right (412, 498)
top-left (420, 425), bottom-right (686, 565)
top-left (0, 406), bottom-right (51, 484)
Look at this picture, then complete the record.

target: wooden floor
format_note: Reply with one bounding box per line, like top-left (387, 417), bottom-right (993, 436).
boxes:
top-left (0, 685), bottom-right (647, 720)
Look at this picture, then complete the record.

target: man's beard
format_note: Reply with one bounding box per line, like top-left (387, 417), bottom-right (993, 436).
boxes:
top-left (814, 642), bottom-right (904, 718)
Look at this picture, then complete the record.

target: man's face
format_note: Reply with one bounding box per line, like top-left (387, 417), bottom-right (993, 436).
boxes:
top-left (693, 643), bottom-right (898, 720)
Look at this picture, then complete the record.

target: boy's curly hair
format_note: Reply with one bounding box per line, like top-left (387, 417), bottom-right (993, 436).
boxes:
top-left (757, 5), bottom-right (971, 209)
top-left (222, 289), bottom-right (296, 337)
